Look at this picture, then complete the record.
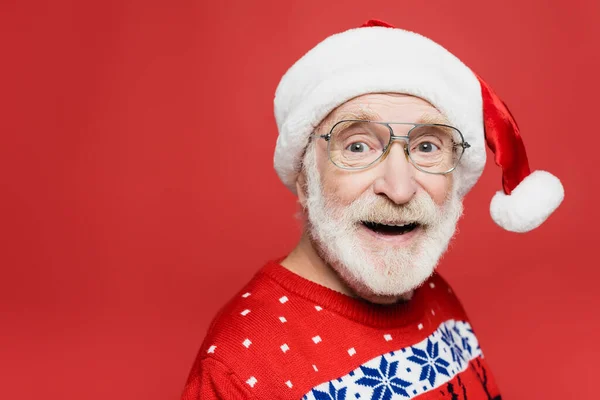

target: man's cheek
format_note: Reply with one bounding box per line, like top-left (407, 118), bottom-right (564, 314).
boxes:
top-left (326, 176), bottom-right (364, 205)
top-left (417, 176), bottom-right (451, 206)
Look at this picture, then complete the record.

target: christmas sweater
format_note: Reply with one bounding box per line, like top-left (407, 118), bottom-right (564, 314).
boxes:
top-left (182, 261), bottom-right (501, 400)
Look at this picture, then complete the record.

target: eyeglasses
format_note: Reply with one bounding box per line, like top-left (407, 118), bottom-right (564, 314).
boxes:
top-left (312, 120), bottom-right (471, 174)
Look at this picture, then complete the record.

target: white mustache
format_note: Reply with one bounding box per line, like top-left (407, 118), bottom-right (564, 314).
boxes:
top-left (328, 192), bottom-right (441, 228)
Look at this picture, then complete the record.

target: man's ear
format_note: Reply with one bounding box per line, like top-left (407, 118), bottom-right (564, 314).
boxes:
top-left (296, 172), bottom-right (307, 208)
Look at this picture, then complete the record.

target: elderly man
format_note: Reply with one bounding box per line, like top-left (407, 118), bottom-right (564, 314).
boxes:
top-left (182, 20), bottom-right (563, 400)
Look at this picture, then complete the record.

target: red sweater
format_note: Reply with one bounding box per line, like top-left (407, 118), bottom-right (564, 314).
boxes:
top-left (182, 261), bottom-right (501, 399)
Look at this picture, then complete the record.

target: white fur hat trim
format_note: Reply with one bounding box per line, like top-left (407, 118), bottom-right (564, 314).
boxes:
top-left (490, 170), bottom-right (564, 232)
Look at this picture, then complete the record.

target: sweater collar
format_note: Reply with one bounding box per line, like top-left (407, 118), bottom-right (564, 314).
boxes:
top-left (258, 260), bottom-right (428, 329)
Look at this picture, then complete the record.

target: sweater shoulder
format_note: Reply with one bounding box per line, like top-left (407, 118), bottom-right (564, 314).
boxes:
top-left (198, 266), bottom-right (298, 359)
top-left (193, 267), bottom-right (319, 398)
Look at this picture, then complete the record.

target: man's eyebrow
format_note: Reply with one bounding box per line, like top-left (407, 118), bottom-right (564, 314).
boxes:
top-left (320, 109), bottom-right (381, 133)
top-left (318, 110), bottom-right (453, 134)
top-left (416, 113), bottom-right (452, 125)
top-left (337, 109), bottom-right (382, 121)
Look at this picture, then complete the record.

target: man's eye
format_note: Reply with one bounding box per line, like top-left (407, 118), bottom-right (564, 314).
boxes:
top-left (416, 142), bottom-right (440, 153)
top-left (346, 142), bottom-right (371, 153)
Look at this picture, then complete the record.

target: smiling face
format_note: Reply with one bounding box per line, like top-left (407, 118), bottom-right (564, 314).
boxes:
top-left (297, 93), bottom-right (464, 303)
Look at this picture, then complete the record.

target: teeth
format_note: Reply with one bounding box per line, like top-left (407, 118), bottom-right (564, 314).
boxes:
top-left (372, 222), bottom-right (414, 227)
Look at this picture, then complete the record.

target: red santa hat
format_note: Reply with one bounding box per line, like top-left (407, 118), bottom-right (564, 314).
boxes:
top-left (273, 20), bottom-right (564, 233)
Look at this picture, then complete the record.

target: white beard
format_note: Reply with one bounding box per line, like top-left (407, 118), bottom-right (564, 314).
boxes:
top-left (302, 146), bottom-right (463, 301)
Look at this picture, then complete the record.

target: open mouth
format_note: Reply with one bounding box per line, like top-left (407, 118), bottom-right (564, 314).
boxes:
top-left (361, 221), bottom-right (420, 236)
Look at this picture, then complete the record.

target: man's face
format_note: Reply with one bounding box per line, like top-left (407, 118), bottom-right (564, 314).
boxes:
top-left (298, 93), bottom-right (464, 303)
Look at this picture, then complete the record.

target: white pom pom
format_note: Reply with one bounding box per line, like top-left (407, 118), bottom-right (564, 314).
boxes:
top-left (490, 170), bottom-right (564, 233)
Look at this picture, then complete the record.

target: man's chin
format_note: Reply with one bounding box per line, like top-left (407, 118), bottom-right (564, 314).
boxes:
top-left (331, 256), bottom-right (435, 304)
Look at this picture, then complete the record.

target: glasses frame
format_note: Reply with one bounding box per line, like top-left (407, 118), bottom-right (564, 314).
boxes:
top-left (312, 119), bottom-right (471, 175)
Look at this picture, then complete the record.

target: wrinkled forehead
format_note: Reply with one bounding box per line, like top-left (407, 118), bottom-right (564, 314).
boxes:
top-left (317, 93), bottom-right (451, 134)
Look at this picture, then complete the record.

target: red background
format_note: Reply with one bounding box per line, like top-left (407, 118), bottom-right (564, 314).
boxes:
top-left (1, 1), bottom-right (598, 399)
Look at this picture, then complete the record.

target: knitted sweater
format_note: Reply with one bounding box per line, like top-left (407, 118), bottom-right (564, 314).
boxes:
top-left (181, 261), bottom-right (501, 399)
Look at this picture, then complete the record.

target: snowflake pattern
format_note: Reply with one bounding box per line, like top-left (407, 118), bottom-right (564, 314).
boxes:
top-left (440, 324), bottom-right (467, 368)
top-left (407, 338), bottom-right (450, 386)
top-left (304, 320), bottom-right (481, 400)
top-left (311, 382), bottom-right (348, 400)
top-left (466, 325), bottom-right (481, 353)
top-left (356, 356), bottom-right (411, 399)
top-left (452, 325), bottom-right (471, 356)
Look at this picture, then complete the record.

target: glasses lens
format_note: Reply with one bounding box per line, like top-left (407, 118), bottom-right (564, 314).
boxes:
top-left (407, 124), bottom-right (464, 173)
top-left (328, 121), bottom-right (389, 169)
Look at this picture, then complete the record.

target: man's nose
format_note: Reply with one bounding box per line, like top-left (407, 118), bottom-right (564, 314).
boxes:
top-left (372, 142), bottom-right (417, 205)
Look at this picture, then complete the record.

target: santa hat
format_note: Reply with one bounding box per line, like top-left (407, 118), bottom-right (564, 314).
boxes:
top-left (273, 19), bottom-right (564, 233)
